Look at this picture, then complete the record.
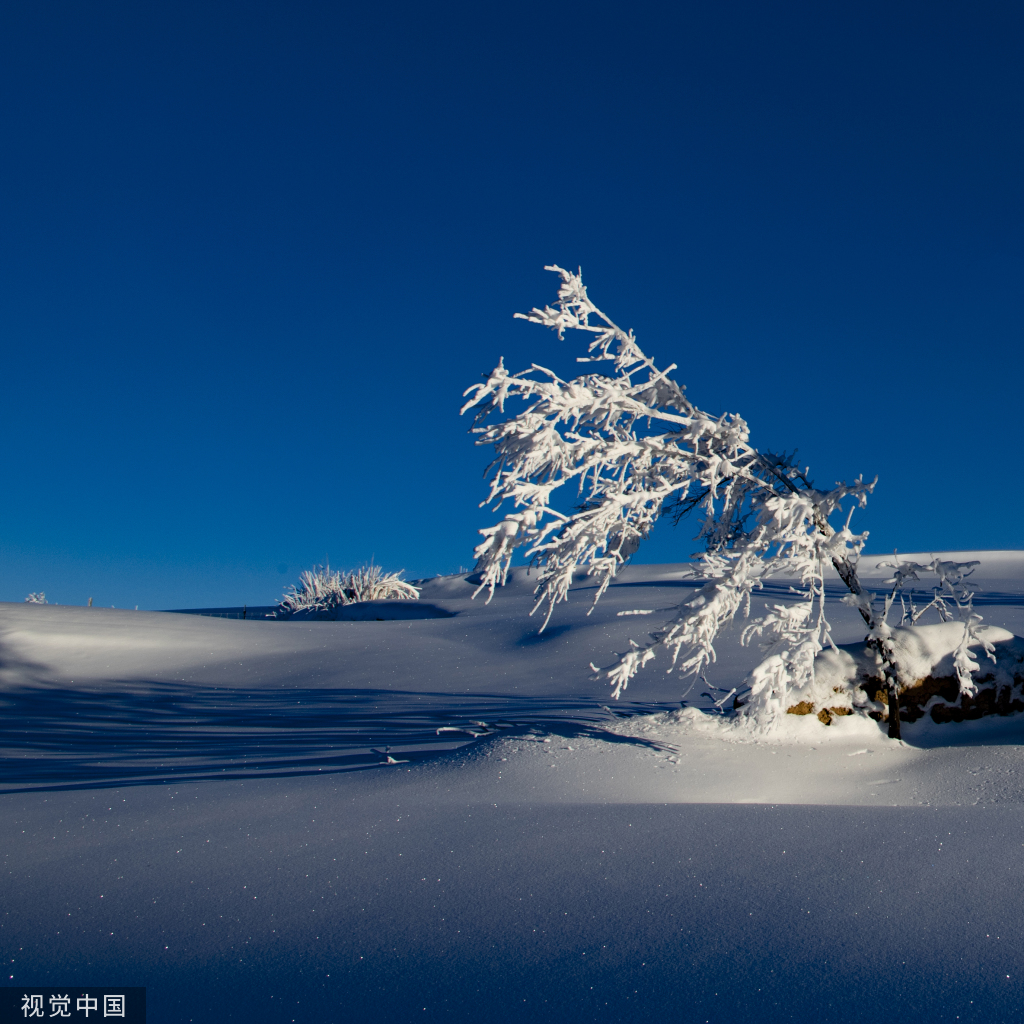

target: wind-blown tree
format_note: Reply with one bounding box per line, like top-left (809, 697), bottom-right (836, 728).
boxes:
top-left (461, 266), bottom-right (992, 736)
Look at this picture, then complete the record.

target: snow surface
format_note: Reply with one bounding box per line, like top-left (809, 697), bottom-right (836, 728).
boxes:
top-left (4, 552), bottom-right (1024, 1022)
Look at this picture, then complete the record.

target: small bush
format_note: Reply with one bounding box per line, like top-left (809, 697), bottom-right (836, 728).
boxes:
top-left (342, 564), bottom-right (420, 603)
top-left (276, 563), bottom-right (419, 619)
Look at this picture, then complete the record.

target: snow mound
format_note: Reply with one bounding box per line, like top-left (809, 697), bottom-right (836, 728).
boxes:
top-left (609, 702), bottom-right (884, 747)
top-left (794, 622), bottom-right (1024, 726)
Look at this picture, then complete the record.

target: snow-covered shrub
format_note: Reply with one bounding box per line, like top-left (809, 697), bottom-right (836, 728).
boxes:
top-left (277, 565), bottom-right (346, 617)
top-left (342, 564), bottom-right (420, 603)
top-left (461, 266), bottom-right (997, 735)
top-left (275, 564), bottom-right (419, 619)
top-left (24, 592), bottom-right (47, 604)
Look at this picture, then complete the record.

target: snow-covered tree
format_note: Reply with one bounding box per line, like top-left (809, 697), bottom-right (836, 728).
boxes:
top-left (461, 266), bottom-right (992, 735)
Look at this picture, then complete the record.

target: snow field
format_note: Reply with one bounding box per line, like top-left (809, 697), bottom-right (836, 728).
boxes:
top-left (4, 553), bottom-right (1024, 1021)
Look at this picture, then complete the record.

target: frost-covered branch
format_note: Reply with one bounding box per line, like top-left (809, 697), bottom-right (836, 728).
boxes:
top-left (462, 266), bottom-right (876, 710)
top-left (876, 554), bottom-right (993, 696)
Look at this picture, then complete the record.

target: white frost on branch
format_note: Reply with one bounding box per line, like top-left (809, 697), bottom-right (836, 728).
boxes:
top-left (461, 266), bottom-right (875, 712)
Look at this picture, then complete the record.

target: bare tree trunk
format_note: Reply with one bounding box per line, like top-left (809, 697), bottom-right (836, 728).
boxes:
top-left (831, 554), bottom-right (873, 627)
top-left (887, 683), bottom-right (902, 740)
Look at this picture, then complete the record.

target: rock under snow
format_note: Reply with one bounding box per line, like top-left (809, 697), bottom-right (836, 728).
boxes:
top-left (788, 622), bottom-right (1024, 726)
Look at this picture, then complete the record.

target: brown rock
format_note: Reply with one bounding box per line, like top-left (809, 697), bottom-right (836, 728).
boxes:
top-left (786, 701), bottom-right (815, 716)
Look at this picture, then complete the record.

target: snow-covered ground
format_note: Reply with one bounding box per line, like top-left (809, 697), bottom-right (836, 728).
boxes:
top-left (4, 553), bottom-right (1024, 1022)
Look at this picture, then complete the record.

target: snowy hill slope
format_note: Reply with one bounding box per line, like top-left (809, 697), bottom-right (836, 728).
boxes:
top-left (4, 553), bottom-right (1024, 1022)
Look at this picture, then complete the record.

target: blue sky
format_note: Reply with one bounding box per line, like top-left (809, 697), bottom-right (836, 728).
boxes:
top-left (1, 1), bottom-right (1022, 609)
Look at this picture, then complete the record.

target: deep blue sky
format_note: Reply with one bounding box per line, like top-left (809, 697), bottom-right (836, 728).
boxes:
top-left (1, 1), bottom-right (1022, 609)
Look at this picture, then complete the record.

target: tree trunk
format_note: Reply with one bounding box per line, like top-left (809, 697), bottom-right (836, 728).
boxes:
top-left (819, 504), bottom-right (907, 738)
top-left (831, 554), bottom-right (874, 628)
top-left (887, 684), bottom-right (902, 740)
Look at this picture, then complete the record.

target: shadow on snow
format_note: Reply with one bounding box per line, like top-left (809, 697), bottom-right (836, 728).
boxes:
top-left (0, 685), bottom-right (677, 794)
